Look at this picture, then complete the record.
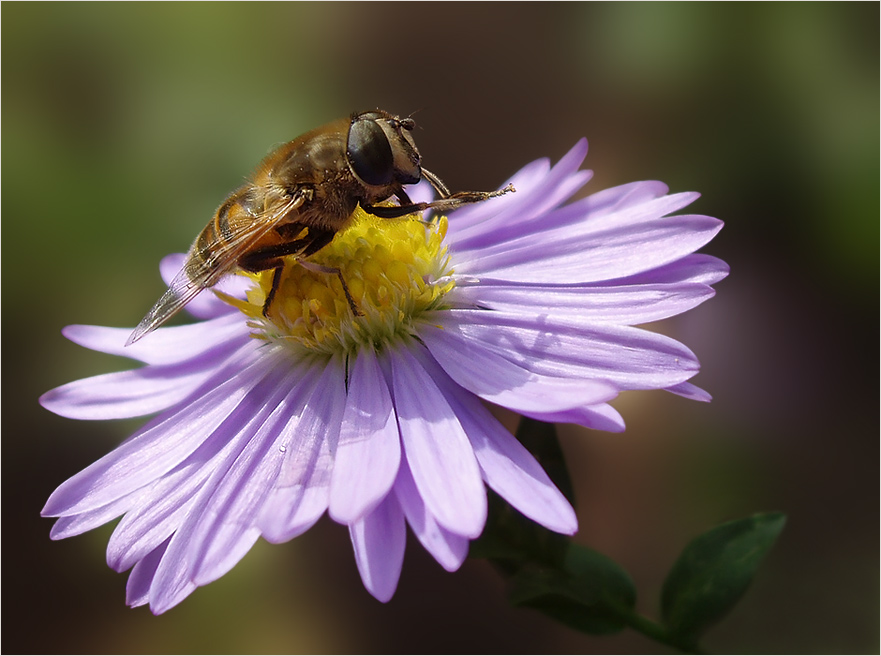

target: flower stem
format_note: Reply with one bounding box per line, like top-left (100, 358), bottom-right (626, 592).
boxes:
top-left (618, 608), bottom-right (703, 654)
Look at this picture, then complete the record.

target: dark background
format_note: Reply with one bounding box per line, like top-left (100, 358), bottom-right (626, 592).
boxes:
top-left (3, 3), bottom-right (877, 653)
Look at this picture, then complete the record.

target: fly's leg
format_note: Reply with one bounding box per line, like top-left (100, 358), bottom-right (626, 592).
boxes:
top-left (239, 228), bottom-right (361, 316)
top-left (363, 168), bottom-right (515, 219)
top-left (297, 259), bottom-right (359, 315)
top-left (263, 265), bottom-right (284, 314)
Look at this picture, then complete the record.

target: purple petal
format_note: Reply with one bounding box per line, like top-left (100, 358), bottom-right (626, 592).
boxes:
top-left (606, 253), bottom-right (730, 286)
top-left (390, 344), bottom-right (487, 538)
top-left (450, 279), bottom-right (716, 325)
top-left (125, 538), bottom-right (172, 609)
top-left (40, 349), bottom-right (238, 420)
top-left (42, 348), bottom-right (274, 517)
top-left (456, 209), bottom-right (722, 284)
top-left (258, 358), bottom-right (347, 543)
top-left (406, 179), bottom-right (435, 205)
top-left (665, 381), bottom-right (712, 402)
top-left (449, 140), bottom-right (591, 249)
top-left (159, 253), bottom-right (185, 286)
top-left (329, 348), bottom-right (401, 524)
top-left (449, 178), bottom-right (675, 257)
top-left (158, 254), bottom-right (250, 320)
top-left (419, 321), bottom-right (617, 413)
top-left (61, 314), bottom-right (249, 366)
top-left (446, 157), bottom-right (552, 233)
top-left (116, 360), bottom-right (300, 612)
top-left (146, 541), bottom-right (198, 614)
top-left (349, 493), bottom-right (406, 603)
top-left (449, 139), bottom-right (593, 245)
top-left (579, 179), bottom-right (672, 217)
top-left (145, 421), bottom-right (274, 613)
top-left (414, 351), bottom-right (577, 534)
top-left (427, 309), bottom-right (700, 391)
top-left (108, 365), bottom-right (307, 572)
top-left (190, 368), bottom-right (312, 585)
top-left (107, 464), bottom-right (208, 572)
top-left (105, 360), bottom-right (305, 573)
top-left (191, 528), bottom-right (262, 589)
top-left (50, 489), bottom-right (145, 540)
top-left (521, 402), bottom-right (627, 433)
top-left (393, 458), bottom-right (468, 571)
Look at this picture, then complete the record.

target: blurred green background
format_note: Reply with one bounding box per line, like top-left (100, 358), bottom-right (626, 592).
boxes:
top-left (3, 3), bottom-right (877, 653)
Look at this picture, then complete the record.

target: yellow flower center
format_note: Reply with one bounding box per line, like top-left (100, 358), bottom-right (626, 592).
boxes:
top-left (221, 206), bottom-right (455, 356)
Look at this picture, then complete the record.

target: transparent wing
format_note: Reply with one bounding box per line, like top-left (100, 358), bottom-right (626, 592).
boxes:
top-left (126, 193), bottom-right (305, 346)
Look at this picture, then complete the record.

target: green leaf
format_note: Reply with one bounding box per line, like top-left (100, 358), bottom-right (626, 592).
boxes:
top-left (508, 544), bottom-right (637, 635)
top-left (661, 512), bottom-right (786, 641)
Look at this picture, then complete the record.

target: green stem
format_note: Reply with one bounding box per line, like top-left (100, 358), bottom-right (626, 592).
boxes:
top-left (618, 608), bottom-right (702, 654)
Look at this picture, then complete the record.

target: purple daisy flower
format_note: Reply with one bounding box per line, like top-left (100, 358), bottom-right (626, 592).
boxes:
top-left (41, 139), bottom-right (727, 614)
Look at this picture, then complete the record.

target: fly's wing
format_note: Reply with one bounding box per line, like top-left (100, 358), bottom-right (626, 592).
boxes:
top-left (126, 193), bottom-right (305, 346)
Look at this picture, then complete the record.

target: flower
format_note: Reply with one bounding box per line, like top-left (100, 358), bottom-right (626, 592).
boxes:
top-left (41, 139), bottom-right (727, 614)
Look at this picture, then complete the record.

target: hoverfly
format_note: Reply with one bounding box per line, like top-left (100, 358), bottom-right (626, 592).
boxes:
top-left (126, 109), bottom-right (514, 346)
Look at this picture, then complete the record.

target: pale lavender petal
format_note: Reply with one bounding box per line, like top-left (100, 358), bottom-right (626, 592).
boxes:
top-left (259, 358), bottom-right (347, 543)
top-left (42, 348), bottom-right (273, 517)
top-left (261, 504), bottom-right (322, 543)
top-left (107, 466), bottom-right (206, 572)
top-left (455, 212), bottom-right (722, 284)
top-left (414, 351), bottom-right (577, 534)
top-left (666, 381), bottom-right (712, 402)
top-left (390, 344), bottom-right (487, 538)
top-left (105, 359), bottom-right (296, 574)
top-left (349, 493), bottom-right (406, 603)
top-left (40, 354), bottom-right (230, 420)
top-left (522, 402), bottom-right (626, 433)
top-left (452, 168), bottom-right (593, 251)
top-left (115, 362), bottom-right (296, 610)
top-left (427, 309), bottom-right (700, 391)
top-left (419, 322), bottom-right (617, 413)
top-left (453, 178), bottom-right (669, 250)
top-left (393, 459), bottom-right (468, 572)
top-left (50, 489), bottom-right (146, 540)
top-left (190, 368), bottom-right (311, 585)
top-left (158, 253), bottom-right (185, 286)
top-left (449, 279), bottom-right (716, 325)
top-left (446, 157), bottom-right (552, 234)
top-left (603, 253), bottom-right (730, 287)
top-left (406, 179), bottom-right (435, 205)
top-left (191, 528), bottom-right (262, 590)
top-left (62, 314), bottom-right (248, 366)
top-left (125, 538), bottom-right (171, 609)
top-left (450, 140), bottom-right (592, 249)
top-left (578, 180), bottom-right (671, 219)
top-left (158, 255), bottom-right (240, 320)
top-left (147, 543), bottom-right (197, 614)
top-left (573, 189), bottom-right (701, 233)
top-left (450, 180), bottom-right (684, 257)
top-left (329, 348), bottom-right (401, 524)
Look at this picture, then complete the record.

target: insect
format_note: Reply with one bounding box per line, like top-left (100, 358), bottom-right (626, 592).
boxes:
top-left (126, 109), bottom-right (514, 346)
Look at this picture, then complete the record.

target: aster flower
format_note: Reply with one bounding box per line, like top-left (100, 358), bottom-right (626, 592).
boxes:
top-left (41, 139), bottom-right (727, 614)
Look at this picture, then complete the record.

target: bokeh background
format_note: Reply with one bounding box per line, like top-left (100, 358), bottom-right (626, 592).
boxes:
top-left (3, 3), bottom-right (877, 653)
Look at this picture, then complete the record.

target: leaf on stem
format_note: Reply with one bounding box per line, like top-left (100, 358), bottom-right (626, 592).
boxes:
top-left (660, 512), bottom-right (787, 641)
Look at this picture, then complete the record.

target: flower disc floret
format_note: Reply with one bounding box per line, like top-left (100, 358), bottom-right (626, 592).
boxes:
top-left (228, 207), bottom-right (455, 356)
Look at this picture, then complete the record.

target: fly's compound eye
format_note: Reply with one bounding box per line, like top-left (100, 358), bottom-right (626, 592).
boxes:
top-left (347, 117), bottom-right (394, 186)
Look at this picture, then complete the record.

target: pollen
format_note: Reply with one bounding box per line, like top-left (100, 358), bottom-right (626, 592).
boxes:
top-left (224, 206), bottom-right (455, 356)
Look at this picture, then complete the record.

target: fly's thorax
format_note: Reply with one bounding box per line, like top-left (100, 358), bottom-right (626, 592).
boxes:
top-left (220, 207), bottom-right (455, 357)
